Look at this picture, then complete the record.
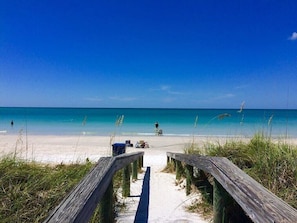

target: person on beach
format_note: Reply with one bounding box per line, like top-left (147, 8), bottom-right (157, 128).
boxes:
top-left (155, 121), bottom-right (163, 135)
top-left (11, 120), bottom-right (14, 127)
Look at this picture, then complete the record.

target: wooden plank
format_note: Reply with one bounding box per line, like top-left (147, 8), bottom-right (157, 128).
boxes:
top-left (213, 178), bottom-right (232, 223)
top-left (44, 152), bottom-right (144, 223)
top-left (167, 152), bottom-right (213, 173)
top-left (98, 180), bottom-right (114, 222)
top-left (211, 157), bottom-right (297, 223)
top-left (167, 152), bottom-right (297, 223)
top-left (122, 164), bottom-right (131, 197)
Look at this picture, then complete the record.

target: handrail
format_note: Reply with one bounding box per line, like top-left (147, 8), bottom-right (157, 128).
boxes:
top-left (44, 152), bottom-right (144, 223)
top-left (167, 152), bottom-right (297, 223)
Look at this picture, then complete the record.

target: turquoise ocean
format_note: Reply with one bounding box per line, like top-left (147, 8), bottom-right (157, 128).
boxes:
top-left (0, 107), bottom-right (297, 138)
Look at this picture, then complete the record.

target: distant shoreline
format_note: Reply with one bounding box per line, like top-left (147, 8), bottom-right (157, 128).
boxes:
top-left (1, 130), bottom-right (296, 139)
top-left (1, 106), bottom-right (297, 110)
top-left (1, 134), bottom-right (296, 165)
top-left (1, 107), bottom-right (297, 138)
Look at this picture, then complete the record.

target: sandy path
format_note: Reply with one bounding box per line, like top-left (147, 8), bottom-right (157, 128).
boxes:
top-left (116, 142), bottom-right (209, 222)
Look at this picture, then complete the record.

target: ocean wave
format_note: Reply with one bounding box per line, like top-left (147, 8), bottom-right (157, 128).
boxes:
top-left (81, 131), bottom-right (98, 135)
top-left (122, 132), bottom-right (193, 137)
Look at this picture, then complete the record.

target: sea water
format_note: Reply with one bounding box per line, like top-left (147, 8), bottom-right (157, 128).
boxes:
top-left (0, 107), bottom-right (297, 138)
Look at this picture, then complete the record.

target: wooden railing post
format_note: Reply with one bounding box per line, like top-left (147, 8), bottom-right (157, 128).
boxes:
top-left (185, 164), bottom-right (193, 195)
top-left (98, 180), bottom-right (114, 223)
top-left (132, 160), bottom-right (138, 180)
top-left (172, 159), bottom-right (176, 171)
top-left (138, 156), bottom-right (143, 169)
top-left (176, 160), bottom-right (183, 180)
top-left (122, 164), bottom-right (131, 197)
top-left (213, 178), bottom-right (231, 223)
top-left (167, 156), bottom-right (171, 164)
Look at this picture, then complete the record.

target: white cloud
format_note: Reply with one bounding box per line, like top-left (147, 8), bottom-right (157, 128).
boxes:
top-left (149, 85), bottom-right (170, 92)
top-left (149, 84), bottom-right (188, 96)
top-left (213, 93), bottom-right (235, 100)
top-left (288, 32), bottom-right (297, 40)
top-left (160, 85), bottom-right (170, 91)
top-left (159, 85), bottom-right (187, 95)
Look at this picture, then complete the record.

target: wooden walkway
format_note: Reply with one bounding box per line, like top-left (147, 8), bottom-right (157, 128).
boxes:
top-left (44, 152), bottom-right (297, 223)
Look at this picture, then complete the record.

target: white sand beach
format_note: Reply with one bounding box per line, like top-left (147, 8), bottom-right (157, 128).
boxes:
top-left (0, 134), bottom-right (224, 164)
top-left (1, 134), bottom-right (296, 222)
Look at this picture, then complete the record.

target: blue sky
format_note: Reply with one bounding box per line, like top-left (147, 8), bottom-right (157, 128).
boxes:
top-left (1, 1), bottom-right (297, 109)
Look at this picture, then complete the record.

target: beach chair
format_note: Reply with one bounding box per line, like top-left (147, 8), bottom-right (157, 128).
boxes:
top-left (156, 129), bottom-right (163, 136)
top-left (135, 140), bottom-right (149, 148)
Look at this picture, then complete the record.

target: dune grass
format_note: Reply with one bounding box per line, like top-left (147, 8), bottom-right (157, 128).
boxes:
top-left (0, 155), bottom-right (130, 223)
top-left (0, 157), bottom-right (94, 222)
top-left (185, 133), bottom-right (297, 209)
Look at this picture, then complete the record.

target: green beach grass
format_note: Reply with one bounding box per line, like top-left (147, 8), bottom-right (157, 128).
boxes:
top-left (1, 132), bottom-right (297, 222)
top-left (0, 157), bottom-right (94, 222)
top-left (0, 155), bottom-right (128, 223)
top-left (184, 133), bottom-right (297, 214)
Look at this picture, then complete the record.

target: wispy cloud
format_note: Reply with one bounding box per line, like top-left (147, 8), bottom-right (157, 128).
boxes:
top-left (160, 85), bottom-right (170, 91)
top-left (213, 93), bottom-right (235, 100)
top-left (288, 32), bottom-right (297, 40)
top-left (235, 84), bottom-right (249, 89)
top-left (151, 85), bottom-right (187, 95)
top-left (109, 96), bottom-right (137, 101)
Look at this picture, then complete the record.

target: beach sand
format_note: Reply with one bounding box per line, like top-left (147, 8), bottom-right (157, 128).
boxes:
top-left (0, 134), bottom-right (222, 164)
top-left (1, 134), bottom-right (296, 222)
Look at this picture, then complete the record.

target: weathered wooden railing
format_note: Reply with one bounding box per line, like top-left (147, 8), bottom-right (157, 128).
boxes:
top-left (44, 152), bottom-right (144, 223)
top-left (167, 152), bottom-right (297, 223)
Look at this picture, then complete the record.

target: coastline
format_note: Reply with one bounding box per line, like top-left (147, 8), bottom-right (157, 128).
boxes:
top-left (0, 134), bottom-right (195, 164)
top-left (1, 134), bottom-right (297, 164)
top-left (2, 107), bottom-right (297, 140)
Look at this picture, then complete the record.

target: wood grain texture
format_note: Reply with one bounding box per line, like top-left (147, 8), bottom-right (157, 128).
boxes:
top-left (167, 152), bottom-right (297, 223)
top-left (44, 152), bottom-right (144, 223)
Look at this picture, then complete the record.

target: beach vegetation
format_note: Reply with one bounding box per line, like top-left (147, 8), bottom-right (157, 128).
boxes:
top-left (0, 154), bottom-right (135, 222)
top-left (163, 160), bottom-right (175, 173)
top-left (110, 114), bottom-right (125, 154)
top-left (0, 157), bottom-right (94, 222)
top-left (184, 133), bottom-right (297, 214)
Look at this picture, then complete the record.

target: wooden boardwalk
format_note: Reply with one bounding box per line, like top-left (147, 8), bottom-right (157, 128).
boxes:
top-left (44, 152), bottom-right (297, 223)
